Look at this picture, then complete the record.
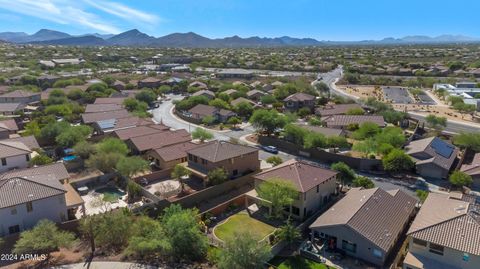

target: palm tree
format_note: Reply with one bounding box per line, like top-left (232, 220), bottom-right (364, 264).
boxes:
top-left (277, 219), bottom-right (301, 251)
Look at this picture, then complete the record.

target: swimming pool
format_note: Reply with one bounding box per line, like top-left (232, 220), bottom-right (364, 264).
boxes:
top-left (62, 155), bottom-right (77, 162)
top-left (96, 186), bottom-right (126, 202)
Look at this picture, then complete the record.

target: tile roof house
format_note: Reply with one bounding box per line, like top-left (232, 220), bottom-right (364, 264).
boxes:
top-left (246, 89), bottom-right (265, 101)
top-left (189, 81), bottom-right (208, 89)
top-left (146, 142), bottom-right (205, 170)
top-left (405, 137), bottom-right (458, 179)
top-left (127, 129), bottom-right (192, 154)
top-left (230, 97), bottom-right (259, 108)
top-left (310, 187), bottom-right (416, 266)
top-left (93, 116), bottom-right (153, 135)
top-left (0, 140), bottom-right (31, 172)
top-left (283, 92), bottom-right (316, 112)
top-left (315, 104), bottom-right (363, 117)
top-left (187, 104), bottom-right (236, 123)
top-left (0, 119), bottom-right (19, 139)
top-left (403, 192), bottom-right (480, 269)
top-left (0, 103), bottom-right (26, 116)
top-left (112, 80), bottom-right (126, 91)
top-left (323, 115), bottom-right (386, 129)
top-left (0, 163), bottom-right (83, 236)
top-left (84, 103), bottom-right (123, 113)
top-left (222, 89), bottom-right (238, 96)
top-left (295, 124), bottom-right (346, 137)
top-left (0, 90), bottom-right (41, 104)
top-left (138, 77), bottom-right (162, 89)
top-left (460, 152), bottom-right (480, 187)
top-left (253, 159), bottom-right (338, 220)
top-left (93, 97), bottom-right (127, 105)
top-left (192, 90), bottom-right (215, 100)
top-left (112, 124), bottom-right (170, 141)
top-left (81, 109), bottom-right (130, 124)
top-left (0, 136), bottom-right (40, 150)
top-left (186, 140), bottom-right (260, 181)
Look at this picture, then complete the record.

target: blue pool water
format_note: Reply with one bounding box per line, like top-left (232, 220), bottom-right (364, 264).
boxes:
top-left (62, 155), bottom-right (77, 162)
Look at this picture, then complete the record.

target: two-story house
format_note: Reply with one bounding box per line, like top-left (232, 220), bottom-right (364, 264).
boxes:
top-left (283, 92), bottom-right (316, 112)
top-left (0, 90), bottom-right (41, 104)
top-left (403, 192), bottom-right (480, 269)
top-left (252, 159), bottom-right (338, 220)
top-left (187, 104), bottom-right (237, 124)
top-left (186, 140), bottom-right (260, 182)
top-left (0, 141), bottom-right (31, 172)
top-left (0, 119), bottom-right (19, 139)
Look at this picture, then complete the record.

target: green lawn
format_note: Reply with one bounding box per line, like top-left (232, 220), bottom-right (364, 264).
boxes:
top-left (214, 212), bottom-right (275, 241)
top-left (270, 256), bottom-right (330, 269)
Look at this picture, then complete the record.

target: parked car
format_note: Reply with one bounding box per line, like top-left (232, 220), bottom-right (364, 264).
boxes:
top-left (261, 145), bottom-right (278, 154)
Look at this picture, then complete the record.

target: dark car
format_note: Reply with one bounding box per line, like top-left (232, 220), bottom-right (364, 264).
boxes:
top-left (261, 145), bottom-right (278, 154)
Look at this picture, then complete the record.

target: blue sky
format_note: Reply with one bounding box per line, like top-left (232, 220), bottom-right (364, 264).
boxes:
top-left (0, 0), bottom-right (478, 40)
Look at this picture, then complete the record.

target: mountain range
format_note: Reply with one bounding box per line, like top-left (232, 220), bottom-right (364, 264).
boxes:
top-left (0, 29), bottom-right (479, 47)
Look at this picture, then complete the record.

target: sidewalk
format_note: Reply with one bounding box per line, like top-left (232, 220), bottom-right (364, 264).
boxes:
top-left (52, 261), bottom-right (161, 269)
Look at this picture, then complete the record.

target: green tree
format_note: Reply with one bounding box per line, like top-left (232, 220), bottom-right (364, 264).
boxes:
top-left (234, 102), bottom-right (253, 118)
top-left (97, 138), bottom-right (129, 155)
top-left (116, 156), bottom-right (150, 178)
top-left (29, 154), bottom-right (53, 166)
top-left (257, 178), bottom-right (298, 219)
top-left (135, 90), bottom-right (157, 106)
top-left (209, 98), bottom-right (231, 110)
top-left (161, 205), bottom-right (208, 261)
top-left (217, 231), bottom-right (271, 269)
top-left (86, 152), bottom-right (125, 173)
top-left (266, 156), bottom-right (283, 166)
top-left (425, 114), bottom-right (447, 130)
top-left (208, 168), bottom-right (228, 185)
top-left (304, 132), bottom-right (327, 149)
top-left (453, 133), bottom-right (480, 152)
top-left (352, 176), bottom-right (375, 189)
top-left (192, 127), bottom-right (214, 142)
top-left (202, 115), bottom-right (216, 125)
top-left (171, 164), bottom-right (192, 192)
top-left (126, 181), bottom-right (143, 202)
top-left (297, 107), bottom-right (311, 118)
top-left (124, 216), bottom-right (167, 260)
top-left (449, 170), bottom-right (473, 188)
top-left (352, 122), bottom-right (381, 140)
top-left (73, 141), bottom-right (96, 159)
top-left (352, 139), bottom-right (377, 157)
top-left (277, 220), bottom-right (301, 251)
top-left (81, 211), bottom-right (132, 252)
top-left (14, 220), bottom-right (75, 260)
top-left (23, 121), bottom-right (41, 137)
top-left (227, 116), bottom-right (242, 128)
top-left (346, 107), bottom-right (365, 115)
top-left (55, 125), bottom-right (92, 148)
top-left (249, 109), bottom-right (289, 135)
top-left (331, 162), bottom-right (356, 185)
top-left (382, 149), bottom-right (414, 173)
top-left (416, 190), bottom-right (429, 203)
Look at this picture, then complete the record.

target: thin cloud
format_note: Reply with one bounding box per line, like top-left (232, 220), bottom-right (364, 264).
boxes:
top-left (83, 0), bottom-right (160, 24)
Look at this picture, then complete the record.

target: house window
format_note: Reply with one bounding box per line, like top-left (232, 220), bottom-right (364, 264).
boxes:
top-left (1, 158), bottom-right (6, 166)
top-left (233, 169), bottom-right (238, 176)
top-left (373, 249), bottom-right (382, 258)
top-left (26, 201), bottom-right (33, 212)
top-left (463, 253), bottom-right (470, 262)
top-left (317, 185), bottom-right (319, 193)
top-left (193, 156), bottom-right (198, 163)
top-left (8, 225), bottom-right (20, 234)
top-left (412, 238), bottom-right (427, 247)
top-left (342, 240), bottom-right (357, 253)
top-left (291, 206), bottom-right (300, 216)
top-left (429, 243), bottom-right (444, 255)
top-left (188, 154), bottom-right (193, 161)
top-left (11, 207), bottom-right (17, 215)
top-left (26, 154), bottom-right (30, 161)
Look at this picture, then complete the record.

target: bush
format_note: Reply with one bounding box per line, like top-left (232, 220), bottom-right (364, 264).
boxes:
top-left (208, 168), bottom-right (228, 185)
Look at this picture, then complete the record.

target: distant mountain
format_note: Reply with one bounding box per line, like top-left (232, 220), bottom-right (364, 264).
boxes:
top-left (0, 28), bottom-right (479, 47)
top-left (33, 35), bottom-right (107, 46)
top-left (107, 29), bottom-right (156, 46)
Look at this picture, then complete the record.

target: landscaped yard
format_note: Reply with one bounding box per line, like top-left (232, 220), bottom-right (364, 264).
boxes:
top-left (213, 212), bottom-right (275, 241)
top-left (269, 256), bottom-right (331, 269)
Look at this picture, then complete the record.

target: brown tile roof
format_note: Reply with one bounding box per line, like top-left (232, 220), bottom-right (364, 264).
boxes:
top-left (94, 97), bottom-right (127, 105)
top-left (0, 141), bottom-right (31, 158)
top-left (192, 90), bottom-right (215, 98)
top-left (407, 192), bottom-right (480, 255)
top-left (113, 124), bottom-right (170, 141)
top-left (461, 152), bottom-right (480, 176)
top-left (230, 97), bottom-right (256, 107)
top-left (1, 136), bottom-right (40, 150)
top-left (0, 119), bottom-right (19, 132)
top-left (315, 104), bottom-right (363, 117)
top-left (63, 182), bottom-right (84, 207)
top-left (0, 103), bottom-right (25, 113)
top-left (188, 104), bottom-right (217, 117)
top-left (405, 137), bottom-right (458, 170)
top-left (0, 176), bottom-right (65, 208)
top-left (0, 162), bottom-right (70, 182)
top-left (254, 159), bottom-right (337, 192)
top-left (151, 142), bottom-right (205, 162)
top-left (129, 129), bottom-right (191, 152)
top-left (81, 109), bottom-right (130, 124)
top-left (96, 116), bottom-right (153, 133)
top-left (187, 140), bottom-right (258, 163)
top-left (85, 103), bottom-right (123, 113)
top-left (295, 124), bottom-right (344, 137)
top-left (246, 90), bottom-right (265, 97)
top-left (323, 115), bottom-right (385, 128)
top-left (0, 90), bottom-right (40, 98)
top-left (284, 92), bottom-right (315, 102)
top-left (311, 187), bottom-right (417, 252)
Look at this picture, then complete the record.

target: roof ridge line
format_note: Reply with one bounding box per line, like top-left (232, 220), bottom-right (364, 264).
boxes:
top-left (2, 176), bottom-right (66, 192)
top-left (408, 210), bottom-right (468, 235)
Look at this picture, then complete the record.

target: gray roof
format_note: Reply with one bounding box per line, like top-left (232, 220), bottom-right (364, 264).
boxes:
top-left (192, 90), bottom-right (215, 98)
top-left (284, 92), bottom-right (316, 102)
top-left (405, 137), bottom-right (458, 170)
top-left (295, 124), bottom-right (344, 137)
top-left (460, 152), bottom-right (480, 176)
top-left (0, 136), bottom-right (39, 150)
top-left (187, 140), bottom-right (258, 163)
top-left (0, 141), bottom-right (31, 158)
top-left (85, 103), bottom-right (123, 113)
top-left (0, 176), bottom-right (65, 208)
top-left (0, 90), bottom-right (40, 98)
top-left (324, 115), bottom-right (385, 128)
top-left (254, 159), bottom-right (337, 192)
top-left (0, 103), bottom-right (25, 113)
top-left (407, 192), bottom-right (480, 255)
top-left (188, 104), bottom-right (217, 117)
top-left (0, 162), bottom-right (70, 182)
top-left (0, 119), bottom-right (18, 132)
top-left (231, 97), bottom-right (256, 107)
top-left (310, 187), bottom-right (416, 252)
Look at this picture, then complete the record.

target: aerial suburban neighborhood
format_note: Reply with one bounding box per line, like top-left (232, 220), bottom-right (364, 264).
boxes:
top-left (0, 1), bottom-right (480, 269)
